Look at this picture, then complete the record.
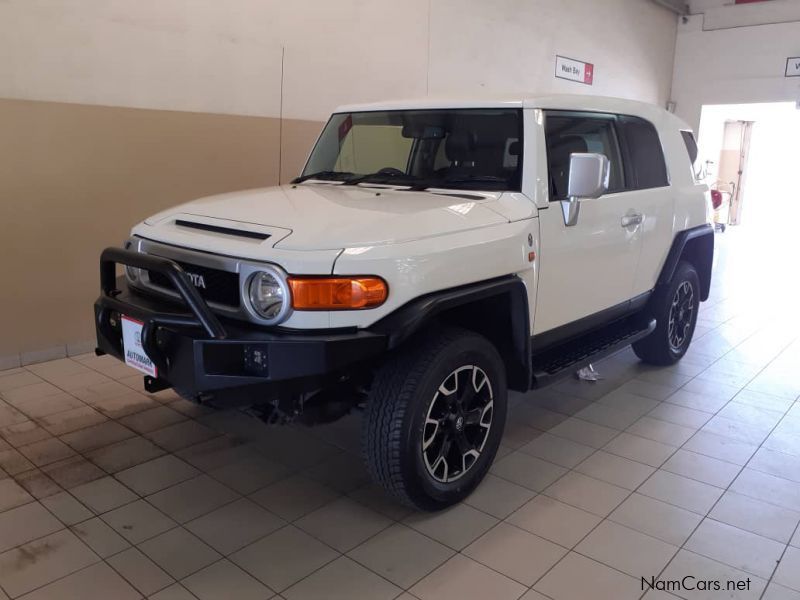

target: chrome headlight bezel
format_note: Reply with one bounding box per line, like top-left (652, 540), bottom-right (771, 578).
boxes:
top-left (244, 265), bottom-right (292, 325)
top-left (123, 238), bottom-right (143, 283)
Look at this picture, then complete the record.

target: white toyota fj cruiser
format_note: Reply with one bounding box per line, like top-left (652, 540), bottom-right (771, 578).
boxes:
top-left (95, 94), bottom-right (713, 510)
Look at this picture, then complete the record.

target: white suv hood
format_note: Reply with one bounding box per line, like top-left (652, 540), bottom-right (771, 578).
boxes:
top-left (141, 184), bottom-right (509, 252)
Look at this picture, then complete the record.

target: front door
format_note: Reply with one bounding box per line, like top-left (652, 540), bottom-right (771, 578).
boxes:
top-left (533, 111), bottom-right (643, 336)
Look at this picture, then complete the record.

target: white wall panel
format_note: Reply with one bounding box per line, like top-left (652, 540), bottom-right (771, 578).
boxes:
top-left (690, 0), bottom-right (800, 27)
top-left (277, 0), bottom-right (430, 121)
top-left (428, 0), bottom-right (677, 106)
top-left (0, 0), bottom-right (284, 117)
top-left (1, 0), bottom-right (677, 121)
top-left (671, 13), bottom-right (800, 131)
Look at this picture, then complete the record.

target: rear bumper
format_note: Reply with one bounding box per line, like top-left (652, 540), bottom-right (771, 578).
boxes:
top-left (94, 248), bottom-right (386, 402)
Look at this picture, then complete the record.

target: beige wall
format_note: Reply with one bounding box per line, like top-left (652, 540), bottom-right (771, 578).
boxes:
top-left (0, 0), bottom-right (678, 362)
top-left (0, 98), bottom-right (324, 360)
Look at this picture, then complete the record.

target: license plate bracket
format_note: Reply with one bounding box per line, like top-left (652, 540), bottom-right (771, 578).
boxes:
top-left (121, 316), bottom-right (158, 377)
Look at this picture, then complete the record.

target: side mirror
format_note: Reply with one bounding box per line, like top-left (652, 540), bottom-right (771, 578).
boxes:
top-left (561, 153), bottom-right (610, 226)
top-left (567, 153), bottom-right (610, 200)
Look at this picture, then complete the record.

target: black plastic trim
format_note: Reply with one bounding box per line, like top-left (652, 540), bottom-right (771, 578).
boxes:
top-left (100, 248), bottom-right (226, 337)
top-left (658, 224), bottom-right (714, 300)
top-left (531, 291), bottom-right (651, 353)
top-left (370, 276), bottom-right (531, 390)
top-left (531, 316), bottom-right (656, 388)
top-left (174, 220), bottom-right (271, 240)
top-left (95, 250), bottom-right (386, 401)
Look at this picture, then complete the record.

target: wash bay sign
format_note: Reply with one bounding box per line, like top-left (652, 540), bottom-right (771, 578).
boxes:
top-left (555, 55), bottom-right (594, 85)
top-left (786, 57), bottom-right (800, 77)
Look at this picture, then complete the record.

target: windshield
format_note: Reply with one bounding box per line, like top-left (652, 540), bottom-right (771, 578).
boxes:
top-left (301, 109), bottom-right (523, 191)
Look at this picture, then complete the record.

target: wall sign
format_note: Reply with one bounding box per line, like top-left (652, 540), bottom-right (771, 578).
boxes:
top-left (786, 57), bottom-right (800, 78)
top-left (555, 55), bottom-right (594, 86)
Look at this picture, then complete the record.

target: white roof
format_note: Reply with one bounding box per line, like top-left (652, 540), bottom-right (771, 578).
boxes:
top-left (335, 94), bottom-right (682, 126)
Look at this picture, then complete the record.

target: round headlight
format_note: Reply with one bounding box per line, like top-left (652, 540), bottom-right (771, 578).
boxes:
top-left (123, 239), bottom-right (141, 283)
top-left (248, 268), bottom-right (290, 323)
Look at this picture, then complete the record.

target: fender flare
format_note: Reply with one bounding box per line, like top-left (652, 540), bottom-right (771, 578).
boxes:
top-left (658, 223), bottom-right (714, 301)
top-left (369, 276), bottom-right (531, 390)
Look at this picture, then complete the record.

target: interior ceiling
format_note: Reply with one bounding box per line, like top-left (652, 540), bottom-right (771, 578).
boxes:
top-left (650, 0), bottom-right (689, 14)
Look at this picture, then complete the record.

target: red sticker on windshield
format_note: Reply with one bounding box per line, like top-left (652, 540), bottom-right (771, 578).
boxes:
top-left (338, 115), bottom-right (353, 141)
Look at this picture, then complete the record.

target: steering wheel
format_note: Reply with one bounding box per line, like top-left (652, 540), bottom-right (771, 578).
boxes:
top-left (376, 167), bottom-right (406, 177)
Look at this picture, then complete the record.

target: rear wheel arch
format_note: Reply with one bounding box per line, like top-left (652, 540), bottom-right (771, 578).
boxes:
top-left (634, 260), bottom-right (701, 365)
top-left (658, 224), bottom-right (714, 301)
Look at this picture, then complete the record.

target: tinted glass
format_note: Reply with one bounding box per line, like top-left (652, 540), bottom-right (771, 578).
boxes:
top-left (619, 116), bottom-right (669, 189)
top-left (545, 113), bottom-right (625, 200)
top-left (680, 130), bottom-right (701, 179)
top-left (303, 109), bottom-right (523, 191)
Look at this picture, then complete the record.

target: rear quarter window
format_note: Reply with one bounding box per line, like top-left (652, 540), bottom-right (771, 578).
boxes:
top-left (618, 116), bottom-right (669, 189)
top-left (680, 130), bottom-right (701, 180)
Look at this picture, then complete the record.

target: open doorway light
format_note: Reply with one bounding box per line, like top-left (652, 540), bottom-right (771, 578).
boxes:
top-left (697, 101), bottom-right (799, 306)
top-left (698, 102), bottom-right (800, 232)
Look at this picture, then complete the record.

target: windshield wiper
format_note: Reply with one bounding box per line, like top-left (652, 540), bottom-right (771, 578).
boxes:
top-left (405, 175), bottom-right (507, 192)
top-left (341, 170), bottom-right (420, 186)
top-left (442, 175), bottom-right (507, 184)
top-left (291, 171), bottom-right (356, 184)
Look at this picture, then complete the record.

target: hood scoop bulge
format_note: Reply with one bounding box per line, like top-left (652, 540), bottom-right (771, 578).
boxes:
top-left (174, 219), bottom-right (271, 241)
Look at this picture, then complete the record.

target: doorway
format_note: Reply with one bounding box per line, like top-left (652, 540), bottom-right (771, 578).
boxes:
top-left (716, 119), bottom-right (753, 226)
top-left (698, 102), bottom-right (800, 232)
top-left (697, 102), bottom-right (800, 311)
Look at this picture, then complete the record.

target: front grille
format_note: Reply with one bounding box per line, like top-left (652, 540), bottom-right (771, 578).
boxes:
top-left (148, 262), bottom-right (240, 308)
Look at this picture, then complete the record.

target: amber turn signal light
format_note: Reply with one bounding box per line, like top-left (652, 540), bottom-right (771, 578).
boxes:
top-left (288, 276), bottom-right (388, 310)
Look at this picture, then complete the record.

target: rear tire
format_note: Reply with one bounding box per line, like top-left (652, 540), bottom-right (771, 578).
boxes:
top-left (633, 261), bottom-right (700, 366)
top-left (362, 327), bottom-right (507, 511)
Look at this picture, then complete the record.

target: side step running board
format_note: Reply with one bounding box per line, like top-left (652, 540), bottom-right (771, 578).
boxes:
top-left (531, 316), bottom-right (656, 388)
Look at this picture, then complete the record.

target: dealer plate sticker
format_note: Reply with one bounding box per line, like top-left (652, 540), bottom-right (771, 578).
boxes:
top-left (121, 316), bottom-right (157, 377)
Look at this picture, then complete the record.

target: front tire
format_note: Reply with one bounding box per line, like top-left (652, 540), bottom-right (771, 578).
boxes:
top-left (362, 327), bottom-right (507, 511)
top-left (633, 261), bottom-right (701, 366)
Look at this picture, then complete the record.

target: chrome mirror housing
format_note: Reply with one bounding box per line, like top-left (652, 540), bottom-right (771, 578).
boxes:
top-left (567, 153), bottom-right (610, 200)
top-left (561, 153), bottom-right (610, 226)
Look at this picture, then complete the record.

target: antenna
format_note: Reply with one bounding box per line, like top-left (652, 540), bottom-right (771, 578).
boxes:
top-left (278, 46), bottom-right (285, 185)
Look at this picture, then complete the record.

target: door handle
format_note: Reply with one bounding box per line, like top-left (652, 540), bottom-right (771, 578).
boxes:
top-left (621, 213), bottom-right (643, 228)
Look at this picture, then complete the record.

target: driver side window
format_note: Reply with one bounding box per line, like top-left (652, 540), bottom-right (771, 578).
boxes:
top-left (545, 113), bottom-right (625, 200)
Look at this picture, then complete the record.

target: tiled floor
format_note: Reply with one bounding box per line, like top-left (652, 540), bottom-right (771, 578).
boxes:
top-left (1, 225), bottom-right (800, 600)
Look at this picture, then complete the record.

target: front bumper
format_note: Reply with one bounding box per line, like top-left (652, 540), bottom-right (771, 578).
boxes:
top-left (94, 248), bottom-right (386, 403)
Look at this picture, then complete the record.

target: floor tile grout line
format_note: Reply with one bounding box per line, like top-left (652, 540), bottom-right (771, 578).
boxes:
top-left (2, 376), bottom-right (271, 522)
top-left (511, 374), bottom-right (709, 596)
top-left (760, 520), bottom-right (800, 599)
top-left (117, 526), bottom-right (234, 599)
top-left (4, 457), bottom-right (258, 572)
top-left (521, 324), bottom-right (797, 598)
top-left (103, 549), bottom-right (184, 599)
top-left (1, 374), bottom-right (185, 459)
top-left (230, 521), bottom-right (377, 596)
top-left (637, 336), bottom-right (800, 600)
top-left (277, 461), bottom-right (548, 594)
top-left (447, 355), bottom-right (732, 594)
top-left (344, 497), bottom-right (533, 592)
top-left (3, 377), bottom-right (748, 600)
top-left (0, 525), bottom-right (105, 600)
top-left (200, 470), bottom-right (449, 596)
top-left (5, 267), bottom-right (799, 598)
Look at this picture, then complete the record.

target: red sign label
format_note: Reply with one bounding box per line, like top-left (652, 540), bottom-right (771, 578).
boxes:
top-left (555, 56), bottom-right (594, 86)
top-left (584, 63), bottom-right (594, 85)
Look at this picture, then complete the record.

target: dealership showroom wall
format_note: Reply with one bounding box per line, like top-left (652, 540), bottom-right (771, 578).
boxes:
top-left (1, 0), bottom-right (800, 598)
